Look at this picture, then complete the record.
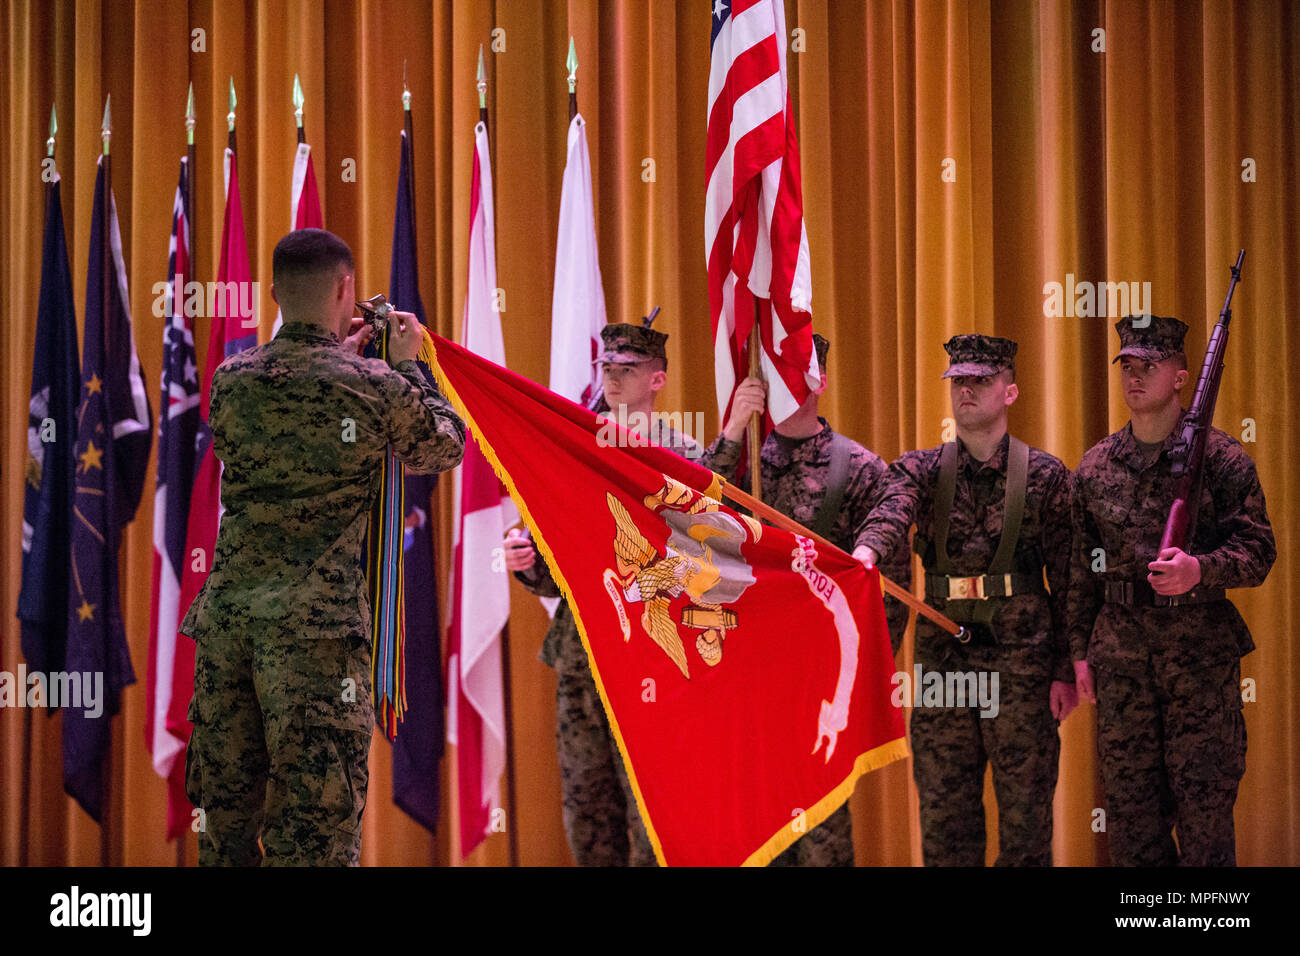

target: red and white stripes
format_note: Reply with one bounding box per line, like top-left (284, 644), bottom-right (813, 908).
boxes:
top-left (706, 0), bottom-right (817, 426)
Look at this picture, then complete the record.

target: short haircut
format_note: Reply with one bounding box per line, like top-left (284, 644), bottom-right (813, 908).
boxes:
top-left (1172, 351), bottom-right (1188, 371)
top-left (272, 229), bottom-right (354, 291)
top-left (1000, 366), bottom-right (1016, 384)
top-left (647, 356), bottom-right (667, 374)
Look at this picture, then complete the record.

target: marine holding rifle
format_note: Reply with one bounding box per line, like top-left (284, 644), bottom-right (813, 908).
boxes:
top-left (854, 334), bottom-right (1076, 866)
top-left (1068, 311), bottom-right (1275, 866)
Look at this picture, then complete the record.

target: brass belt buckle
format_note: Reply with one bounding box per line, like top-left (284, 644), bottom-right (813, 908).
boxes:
top-left (948, 576), bottom-right (985, 600)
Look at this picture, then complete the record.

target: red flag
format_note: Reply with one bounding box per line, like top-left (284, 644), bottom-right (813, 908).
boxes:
top-left (706, 0), bottom-right (818, 428)
top-left (271, 141), bottom-right (323, 336)
top-left (291, 141), bottom-right (323, 230)
top-left (171, 146), bottom-right (257, 836)
top-left (445, 121), bottom-right (515, 857)
top-left (147, 157), bottom-right (200, 838)
top-left (426, 331), bottom-right (906, 866)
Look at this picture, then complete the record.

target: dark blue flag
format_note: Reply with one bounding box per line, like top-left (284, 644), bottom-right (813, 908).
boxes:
top-left (17, 174), bottom-right (80, 678)
top-left (65, 156), bottom-right (153, 821)
top-left (389, 126), bottom-right (444, 833)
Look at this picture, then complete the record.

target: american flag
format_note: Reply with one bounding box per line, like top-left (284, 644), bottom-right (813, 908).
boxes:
top-left (147, 157), bottom-right (201, 839)
top-left (706, 0), bottom-right (818, 427)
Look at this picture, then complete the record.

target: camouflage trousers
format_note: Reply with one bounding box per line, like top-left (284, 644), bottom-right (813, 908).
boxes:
top-left (186, 633), bottom-right (374, 866)
top-left (769, 804), bottom-right (854, 867)
top-left (910, 669), bottom-right (1058, 866)
top-left (555, 665), bottom-right (657, 867)
top-left (1095, 658), bottom-right (1245, 866)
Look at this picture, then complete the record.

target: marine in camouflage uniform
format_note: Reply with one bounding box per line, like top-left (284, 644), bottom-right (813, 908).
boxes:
top-left (855, 335), bottom-right (1074, 866)
top-left (1069, 316), bottom-right (1274, 866)
top-left (700, 334), bottom-right (907, 867)
top-left (513, 317), bottom-right (698, 867)
top-left (181, 229), bottom-right (465, 866)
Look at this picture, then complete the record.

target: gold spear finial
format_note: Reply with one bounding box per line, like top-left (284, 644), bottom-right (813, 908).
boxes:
top-left (293, 73), bottom-right (304, 128)
top-left (227, 78), bottom-right (237, 131)
top-left (567, 36), bottom-right (578, 94)
top-left (476, 44), bottom-right (486, 109)
top-left (47, 105), bottom-right (57, 157)
top-left (402, 59), bottom-right (411, 111)
top-left (101, 95), bottom-right (111, 156)
top-left (185, 82), bottom-right (196, 145)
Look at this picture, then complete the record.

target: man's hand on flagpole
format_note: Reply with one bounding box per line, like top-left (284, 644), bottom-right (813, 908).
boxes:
top-left (852, 545), bottom-right (879, 569)
top-left (722, 376), bottom-right (767, 442)
top-left (1050, 680), bottom-right (1079, 721)
top-left (503, 527), bottom-right (536, 572)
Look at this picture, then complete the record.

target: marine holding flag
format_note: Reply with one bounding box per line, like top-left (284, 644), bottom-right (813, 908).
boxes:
top-left (700, 334), bottom-right (908, 865)
top-left (505, 316), bottom-right (699, 867)
top-left (439, 326), bottom-right (905, 866)
top-left (179, 228), bottom-right (465, 866)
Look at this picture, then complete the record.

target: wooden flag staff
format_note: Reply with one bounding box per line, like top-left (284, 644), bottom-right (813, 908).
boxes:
top-left (718, 478), bottom-right (964, 639)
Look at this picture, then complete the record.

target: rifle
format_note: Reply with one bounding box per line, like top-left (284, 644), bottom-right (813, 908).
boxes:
top-left (1158, 249), bottom-right (1245, 554)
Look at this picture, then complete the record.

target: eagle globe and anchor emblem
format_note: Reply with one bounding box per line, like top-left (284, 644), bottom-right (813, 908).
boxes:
top-left (602, 475), bottom-right (861, 761)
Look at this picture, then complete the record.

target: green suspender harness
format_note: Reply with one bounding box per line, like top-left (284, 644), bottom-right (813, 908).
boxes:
top-left (810, 433), bottom-right (853, 540)
top-left (921, 436), bottom-right (1041, 643)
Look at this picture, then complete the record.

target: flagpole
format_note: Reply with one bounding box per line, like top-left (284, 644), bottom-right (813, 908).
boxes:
top-left (567, 37), bottom-right (578, 122)
top-left (293, 74), bottom-right (306, 145)
top-left (717, 479), bottom-right (964, 638)
top-left (185, 82), bottom-right (196, 297)
top-left (228, 78), bottom-right (237, 153)
top-left (476, 46), bottom-right (520, 869)
top-left (20, 107), bottom-right (61, 868)
top-left (400, 74), bottom-right (442, 866)
top-left (747, 321), bottom-right (763, 500)
top-left (99, 94), bottom-right (114, 868)
top-left (176, 86), bottom-right (197, 869)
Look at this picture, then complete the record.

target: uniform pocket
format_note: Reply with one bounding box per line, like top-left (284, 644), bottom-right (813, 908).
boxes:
top-left (184, 696), bottom-right (203, 807)
top-left (303, 697), bottom-right (373, 836)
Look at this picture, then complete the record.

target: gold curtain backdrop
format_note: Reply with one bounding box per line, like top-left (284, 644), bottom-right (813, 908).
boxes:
top-left (1, 0), bottom-right (1296, 866)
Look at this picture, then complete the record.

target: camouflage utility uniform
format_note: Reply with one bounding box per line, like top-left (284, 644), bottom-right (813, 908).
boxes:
top-left (855, 335), bottom-right (1073, 866)
top-left (1069, 317), bottom-right (1275, 866)
top-left (514, 316), bottom-right (697, 867)
top-left (515, 422), bottom-right (698, 867)
top-left (180, 320), bottom-right (465, 866)
top-left (701, 409), bottom-right (906, 866)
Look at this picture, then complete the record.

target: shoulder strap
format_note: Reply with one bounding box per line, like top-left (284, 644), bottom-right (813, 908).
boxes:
top-left (811, 432), bottom-right (853, 539)
top-left (932, 441), bottom-right (959, 574)
top-left (987, 436), bottom-right (1030, 574)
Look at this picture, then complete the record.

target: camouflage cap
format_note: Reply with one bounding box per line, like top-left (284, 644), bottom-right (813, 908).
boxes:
top-left (595, 307), bottom-right (668, 365)
top-left (941, 334), bottom-right (1018, 379)
top-left (812, 333), bottom-right (829, 369)
top-left (1112, 315), bottom-right (1188, 364)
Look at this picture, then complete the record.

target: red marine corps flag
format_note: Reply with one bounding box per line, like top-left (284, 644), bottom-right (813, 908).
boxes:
top-left (426, 332), bottom-right (906, 866)
top-left (706, 0), bottom-right (818, 428)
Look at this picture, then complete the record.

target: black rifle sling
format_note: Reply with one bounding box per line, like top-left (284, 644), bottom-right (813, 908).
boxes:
top-left (811, 432), bottom-right (853, 541)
